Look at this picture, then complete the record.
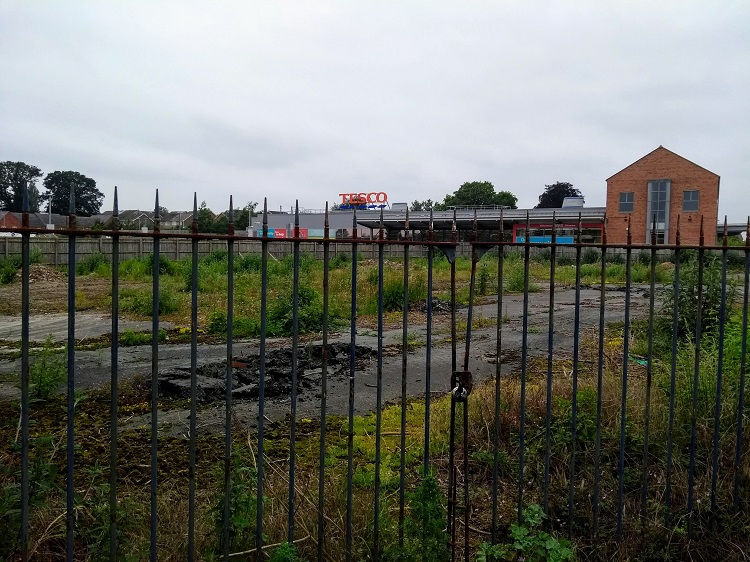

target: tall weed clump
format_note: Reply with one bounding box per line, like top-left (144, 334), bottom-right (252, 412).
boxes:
top-left (75, 252), bottom-right (110, 276)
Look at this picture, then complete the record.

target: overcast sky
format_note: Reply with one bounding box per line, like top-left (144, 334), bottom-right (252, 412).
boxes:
top-left (1, 1), bottom-right (748, 221)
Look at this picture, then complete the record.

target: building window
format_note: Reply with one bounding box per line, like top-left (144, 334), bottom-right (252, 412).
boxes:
top-left (619, 192), bottom-right (634, 213)
top-left (683, 190), bottom-right (699, 212)
top-left (647, 179), bottom-right (671, 244)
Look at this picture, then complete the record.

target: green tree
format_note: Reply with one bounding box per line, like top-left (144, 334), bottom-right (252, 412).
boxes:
top-left (196, 201), bottom-right (216, 233)
top-left (535, 181), bottom-right (581, 208)
top-left (439, 181), bottom-right (517, 209)
top-left (233, 202), bottom-right (258, 231)
top-left (410, 199), bottom-right (434, 212)
top-left (0, 161), bottom-right (42, 212)
top-left (42, 171), bottom-right (103, 216)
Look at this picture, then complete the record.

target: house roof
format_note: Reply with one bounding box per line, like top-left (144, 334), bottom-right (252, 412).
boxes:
top-left (606, 146), bottom-right (720, 181)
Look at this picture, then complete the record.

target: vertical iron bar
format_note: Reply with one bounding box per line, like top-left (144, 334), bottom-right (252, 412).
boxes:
top-left (345, 208), bottom-right (358, 562)
top-left (640, 215), bottom-right (657, 525)
top-left (463, 398), bottom-right (470, 562)
top-left (616, 218), bottom-right (632, 539)
top-left (734, 217), bottom-right (750, 511)
top-left (687, 218), bottom-right (705, 533)
top-left (543, 213), bottom-right (557, 517)
top-left (20, 185), bottom-right (30, 562)
top-left (451, 210), bottom-right (457, 376)
top-left (447, 211), bottom-right (458, 558)
top-left (109, 188), bottom-right (120, 562)
top-left (150, 191), bottom-right (160, 562)
top-left (318, 204), bottom-right (330, 561)
top-left (257, 199), bottom-right (269, 558)
top-left (373, 210), bottom-right (385, 560)
top-left (66, 188), bottom-right (77, 561)
top-left (424, 210), bottom-right (435, 473)
top-left (223, 198), bottom-right (235, 561)
top-left (463, 211), bottom-right (478, 372)
top-left (592, 222), bottom-right (607, 537)
top-left (568, 214), bottom-right (583, 536)
top-left (399, 210), bottom-right (410, 549)
top-left (518, 213), bottom-right (531, 524)
top-left (710, 219), bottom-right (729, 530)
top-left (665, 217), bottom-right (681, 527)
top-left (491, 215), bottom-right (504, 543)
top-left (288, 202), bottom-right (301, 542)
top-left (188, 197), bottom-right (198, 561)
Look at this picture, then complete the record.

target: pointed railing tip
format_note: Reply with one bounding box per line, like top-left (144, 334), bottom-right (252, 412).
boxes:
top-left (22, 182), bottom-right (29, 213)
top-left (113, 186), bottom-right (119, 216)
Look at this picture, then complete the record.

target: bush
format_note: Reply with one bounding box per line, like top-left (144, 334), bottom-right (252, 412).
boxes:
top-left (330, 253), bottom-right (351, 269)
top-left (475, 504), bottom-right (573, 562)
top-left (556, 253), bottom-right (574, 266)
top-left (384, 473), bottom-right (449, 562)
top-left (121, 288), bottom-right (180, 316)
top-left (267, 284), bottom-right (326, 336)
top-left (532, 248), bottom-right (551, 263)
top-left (235, 254), bottom-right (262, 273)
top-left (375, 274), bottom-right (428, 313)
top-left (0, 262), bottom-right (16, 284)
top-left (76, 252), bottom-right (110, 275)
top-left (204, 249), bottom-right (228, 263)
top-left (147, 253), bottom-right (176, 276)
top-left (655, 252), bottom-right (736, 349)
top-left (582, 248), bottom-right (601, 264)
top-left (505, 265), bottom-right (539, 293)
top-left (29, 336), bottom-right (67, 400)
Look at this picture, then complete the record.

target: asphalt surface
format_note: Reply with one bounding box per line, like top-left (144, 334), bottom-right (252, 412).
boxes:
top-left (0, 285), bottom-right (651, 434)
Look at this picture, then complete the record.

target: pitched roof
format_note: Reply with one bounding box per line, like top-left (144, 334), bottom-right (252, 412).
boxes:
top-left (606, 146), bottom-right (719, 181)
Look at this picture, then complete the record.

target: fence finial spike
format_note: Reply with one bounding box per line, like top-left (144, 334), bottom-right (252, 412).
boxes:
top-left (699, 215), bottom-right (704, 246)
top-left (22, 182), bottom-right (29, 213)
top-left (229, 195), bottom-right (234, 224)
top-left (499, 208), bottom-right (504, 241)
top-left (429, 207), bottom-right (434, 232)
top-left (324, 202), bottom-right (329, 227)
top-left (577, 212), bottom-right (583, 244)
top-left (295, 200), bottom-right (299, 227)
top-left (404, 207), bottom-right (409, 233)
top-left (113, 186), bottom-right (119, 216)
top-left (472, 208), bottom-right (478, 237)
top-left (379, 207), bottom-right (384, 240)
top-left (746, 216), bottom-right (750, 249)
top-left (452, 207), bottom-right (457, 233)
top-left (723, 215), bottom-right (728, 246)
top-left (675, 214), bottom-right (681, 246)
top-left (651, 213), bottom-right (657, 246)
top-left (262, 197), bottom-right (268, 237)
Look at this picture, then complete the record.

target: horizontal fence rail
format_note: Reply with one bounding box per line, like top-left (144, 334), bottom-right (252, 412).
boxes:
top-left (0, 187), bottom-right (749, 561)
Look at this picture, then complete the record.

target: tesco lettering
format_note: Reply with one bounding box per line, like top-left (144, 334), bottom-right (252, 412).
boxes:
top-left (339, 192), bottom-right (388, 205)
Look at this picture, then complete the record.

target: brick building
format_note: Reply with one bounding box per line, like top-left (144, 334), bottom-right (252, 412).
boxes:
top-left (605, 146), bottom-right (719, 245)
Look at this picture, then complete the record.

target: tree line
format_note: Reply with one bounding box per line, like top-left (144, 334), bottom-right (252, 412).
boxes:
top-left (0, 161), bottom-right (104, 217)
top-left (410, 180), bottom-right (582, 212)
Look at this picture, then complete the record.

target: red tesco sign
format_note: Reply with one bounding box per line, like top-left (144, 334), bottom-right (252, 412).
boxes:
top-left (339, 192), bottom-right (388, 205)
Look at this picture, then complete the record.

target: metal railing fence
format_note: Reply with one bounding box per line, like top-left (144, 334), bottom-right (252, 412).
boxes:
top-left (1, 186), bottom-right (749, 561)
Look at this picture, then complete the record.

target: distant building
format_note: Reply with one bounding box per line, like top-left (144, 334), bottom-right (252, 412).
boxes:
top-left (605, 146), bottom-right (720, 245)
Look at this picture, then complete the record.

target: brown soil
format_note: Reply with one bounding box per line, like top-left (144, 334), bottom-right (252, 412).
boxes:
top-left (0, 265), bottom-right (133, 315)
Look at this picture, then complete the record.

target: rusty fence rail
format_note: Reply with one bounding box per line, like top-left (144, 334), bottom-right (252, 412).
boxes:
top-left (1, 186), bottom-right (749, 561)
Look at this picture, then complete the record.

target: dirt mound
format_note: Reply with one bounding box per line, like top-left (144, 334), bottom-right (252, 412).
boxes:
top-left (27, 264), bottom-right (66, 283)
